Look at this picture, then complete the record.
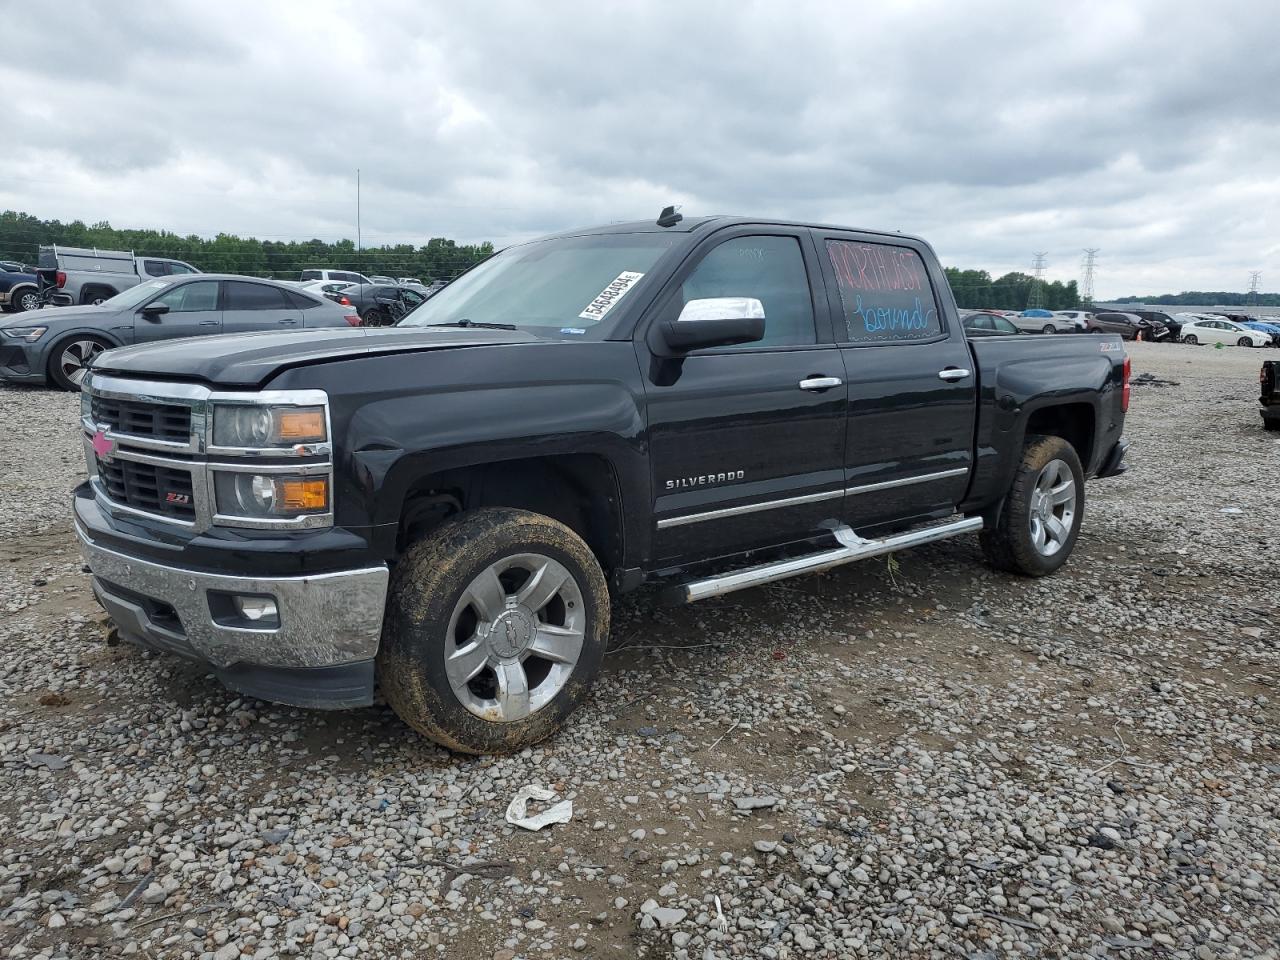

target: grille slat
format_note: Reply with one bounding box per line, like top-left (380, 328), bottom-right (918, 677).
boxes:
top-left (92, 396), bottom-right (191, 444)
top-left (96, 457), bottom-right (196, 520)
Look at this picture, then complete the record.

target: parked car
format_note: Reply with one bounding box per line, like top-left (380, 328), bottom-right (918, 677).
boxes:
top-left (338, 282), bottom-right (429, 325)
top-left (1088, 311), bottom-right (1169, 341)
top-left (0, 275), bottom-right (359, 390)
top-left (35, 245), bottom-right (201, 307)
top-left (0, 263), bottom-right (40, 313)
top-left (368, 275), bottom-right (397, 285)
top-left (299, 269), bottom-right (372, 286)
top-left (1261, 360), bottom-right (1280, 430)
top-left (72, 212), bottom-right (1130, 753)
top-left (1179, 317), bottom-right (1271, 348)
top-left (961, 312), bottom-right (1022, 336)
top-left (1011, 309), bottom-right (1077, 334)
top-left (299, 279), bottom-right (356, 301)
top-left (1053, 310), bottom-right (1091, 332)
top-left (399, 277), bottom-right (424, 286)
top-left (1233, 318), bottom-right (1280, 346)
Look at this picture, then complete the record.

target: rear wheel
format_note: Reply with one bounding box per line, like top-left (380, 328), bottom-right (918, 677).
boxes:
top-left (981, 434), bottom-right (1084, 577)
top-left (48, 335), bottom-right (111, 391)
top-left (80, 287), bottom-right (113, 306)
top-left (14, 289), bottom-right (41, 313)
top-left (1182, 334), bottom-right (1198, 345)
top-left (379, 508), bottom-right (609, 754)
top-left (1238, 336), bottom-right (1253, 348)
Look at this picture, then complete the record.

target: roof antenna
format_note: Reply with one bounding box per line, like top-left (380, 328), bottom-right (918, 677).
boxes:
top-left (656, 205), bottom-right (683, 228)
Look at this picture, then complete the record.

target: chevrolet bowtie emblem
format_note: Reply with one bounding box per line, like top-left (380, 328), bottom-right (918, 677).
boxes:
top-left (91, 430), bottom-right (115, 458)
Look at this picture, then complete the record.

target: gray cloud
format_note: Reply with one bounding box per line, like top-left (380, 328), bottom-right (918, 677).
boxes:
top-left (2, 0), bottom-right (1277, 295)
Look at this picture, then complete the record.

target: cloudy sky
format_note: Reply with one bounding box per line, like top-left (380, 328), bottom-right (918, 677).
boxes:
top-left (3, 0), bottom-right (1278, 297)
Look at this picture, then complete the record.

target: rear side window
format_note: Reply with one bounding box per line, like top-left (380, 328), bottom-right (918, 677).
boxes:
top-left (680, 235), bottom-right (816, 348)
top-left (224, 281), bottom-right (288, 310)
top-left (335, 272), bottom-right (363, 284)
top-left (825, 240), bottom-right (941, 344)
top-left (143, 261), bottom-right (167, 277)
top-left (284, 289), bottom-right (320, 309)
top-left (301, 270), bottom-right (322, 281)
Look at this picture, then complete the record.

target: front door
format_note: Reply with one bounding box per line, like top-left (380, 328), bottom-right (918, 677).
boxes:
top-left (132, 279), bottom-right (222, 343)
top-left (814, 233), bottom-right (977, 531)
top-left (221, 280), bottom-right (304, 334)
top-left (643, 228), bottom-right (847, 564)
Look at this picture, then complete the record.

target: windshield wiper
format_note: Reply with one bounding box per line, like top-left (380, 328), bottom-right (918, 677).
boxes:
top-left (427, 319), bottom-right (518, 331)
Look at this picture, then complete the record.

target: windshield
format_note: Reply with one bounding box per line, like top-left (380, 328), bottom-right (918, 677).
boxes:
top-left (400, 233), bottom-right (680, 338)
top-left (101, 279), bottom-right (173, 310)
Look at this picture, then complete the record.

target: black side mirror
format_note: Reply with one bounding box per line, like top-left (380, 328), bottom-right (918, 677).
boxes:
top-left (660, 297), bottom-right (766, 352)
top-left (140, 303), bottom-right (170, 319)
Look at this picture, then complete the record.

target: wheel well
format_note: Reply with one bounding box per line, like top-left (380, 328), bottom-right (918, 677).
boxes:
top-left (80, 284), bottom-right (117, 303)
top-left (396, 454), bottom-right (624, 575)
top-left (1025, 404), bottom-right (1095, 468)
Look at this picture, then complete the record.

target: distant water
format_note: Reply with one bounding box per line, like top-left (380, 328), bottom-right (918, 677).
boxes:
top-left (1094, 302), bottom-right (1280, 319)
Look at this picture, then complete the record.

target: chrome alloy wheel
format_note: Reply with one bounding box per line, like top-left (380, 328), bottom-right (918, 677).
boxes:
top-left (1028, 458), bottom-right (1077, 557)
top-left (445, 553), bottom-right (585, 722)
top-left (59, 340), bottom-right (106, 385)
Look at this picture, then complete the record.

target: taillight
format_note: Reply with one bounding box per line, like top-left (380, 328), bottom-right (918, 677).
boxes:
top-left (56, 271), bottom-right (67, 288)
top-left (339, 296), bottom-right (352, 306)
top-left (1121, 355), bottom-right (1131, 412)
top-left (344, 314), bottom-right (361, 327)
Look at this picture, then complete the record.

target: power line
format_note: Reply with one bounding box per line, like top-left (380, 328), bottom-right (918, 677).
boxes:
top-left (1081, 248), bottom-right (1100, 304)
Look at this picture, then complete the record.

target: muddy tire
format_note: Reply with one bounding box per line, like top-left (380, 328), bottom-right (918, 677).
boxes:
top-left (980, 434), bottom-right (1085, 577)
top-left (379, 507), bottom-right (609, 754)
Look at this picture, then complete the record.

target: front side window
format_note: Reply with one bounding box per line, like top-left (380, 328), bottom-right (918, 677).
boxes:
top-left (151, 280), bottom-right (219, 312)
top-left (826, 239), bottom-right (941, 344)
top-left (224, 281), bottom-right (287, 310)
top-left (678, 235), bottom-right (816, 348)
top-left (168, 262), bottom-right (197, 275)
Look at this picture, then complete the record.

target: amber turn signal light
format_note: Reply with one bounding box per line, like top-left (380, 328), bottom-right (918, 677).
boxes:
top-left (277, 478), bottom-right (329, 512)
top-left (277, 409), bottom-right (326, 441)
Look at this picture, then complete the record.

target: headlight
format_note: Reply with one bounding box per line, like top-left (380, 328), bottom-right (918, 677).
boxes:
top-left (213, 471), bottom-right (330, 520)
top-left (212, 404), bottom-right (327, 448)
top-left (1, 326), bottom-right (47, 342)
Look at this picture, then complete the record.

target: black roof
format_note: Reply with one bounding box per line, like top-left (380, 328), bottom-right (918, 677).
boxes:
top-left (540, 215), bottom-right (928, 247)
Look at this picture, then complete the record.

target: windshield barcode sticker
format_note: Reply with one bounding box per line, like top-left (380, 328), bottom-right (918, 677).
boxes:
top-left (579, 271), bottom-right (644, 322)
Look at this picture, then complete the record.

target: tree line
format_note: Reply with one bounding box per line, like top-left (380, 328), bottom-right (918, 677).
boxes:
top-left (0, 211), bottom-right (495, 283)
top-left (944, 268), bottom-right (1080, 311)
top-left (3, 210), bottom-right (1089, 309)
top-left (1113, 291), bottom-right (1280, 307)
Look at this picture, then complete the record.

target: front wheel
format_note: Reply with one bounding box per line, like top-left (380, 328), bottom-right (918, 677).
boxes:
top-left (1041, 324), bottom-right (1056, 334)
top-left (981, 434), bottom-right (1085, 576)
top-left (48, 336), bottom-right (111, 391)
top-left (379, 508), bottom-right (609, 754)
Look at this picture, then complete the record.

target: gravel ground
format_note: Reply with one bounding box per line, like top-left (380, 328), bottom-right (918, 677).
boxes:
top-left (0, 341), bottom-right (1277, 960)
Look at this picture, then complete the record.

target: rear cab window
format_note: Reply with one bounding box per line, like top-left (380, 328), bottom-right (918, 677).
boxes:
top-left (823, 238), bottom-right (943, 344)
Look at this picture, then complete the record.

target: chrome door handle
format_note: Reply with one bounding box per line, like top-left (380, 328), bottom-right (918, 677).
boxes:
top-left (798, 376), bottom-right (843, 391)
top-left (198, 320), bottom-right (219, 327)
top-left (278, 319), bottom-right (299, 325)
top-left (937, 368), bottom-right (971, 381)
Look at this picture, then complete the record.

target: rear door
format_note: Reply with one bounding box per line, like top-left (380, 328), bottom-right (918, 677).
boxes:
top-left (814, 232), bottom-right (977, 531)
top-left (132, 279), bottom-right (222, 343)
top-left (643, 227), bottom-right (847, 563)
top-left (221, 280), bottom-right (304, 333)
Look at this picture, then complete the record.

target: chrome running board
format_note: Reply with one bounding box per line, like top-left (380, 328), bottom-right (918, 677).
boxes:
top-left (672, 516), bottom-right (983, 603)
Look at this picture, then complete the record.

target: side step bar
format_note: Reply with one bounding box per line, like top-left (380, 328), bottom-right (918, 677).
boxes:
top-left (671, 516), bottom-right (984, 604)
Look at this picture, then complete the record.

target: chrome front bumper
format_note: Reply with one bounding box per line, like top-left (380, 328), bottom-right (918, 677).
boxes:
top-left (75, 522), bottom-right (389, 671)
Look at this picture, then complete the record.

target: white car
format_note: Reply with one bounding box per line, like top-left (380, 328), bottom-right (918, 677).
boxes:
top-left (299, 269), bottom-right (371, 286)
top-left (368, 275), bottom-right (397, 285)
top-left (1053, 310), bottom-right (1091, 332)
top-left (1179, 317), bottom-right (1270, 347)
top-left (1010, 312), bottom-right (1078, 334)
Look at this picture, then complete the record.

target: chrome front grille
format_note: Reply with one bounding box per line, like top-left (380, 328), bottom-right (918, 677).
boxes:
top-left (90, 395), bottom-right (192, 445)
top-left (81, 373), bottom-right (332, 532)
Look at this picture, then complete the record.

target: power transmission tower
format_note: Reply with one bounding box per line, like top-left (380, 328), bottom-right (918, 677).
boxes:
top-left (1081, 249), bottom-right (1100, 304)
top-left (1028, 252), bottom-right (1048, 308)
top-left (1249, 271), bottom-right (1261, 307)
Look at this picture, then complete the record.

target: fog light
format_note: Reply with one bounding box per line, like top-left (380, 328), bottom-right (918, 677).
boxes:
top-left (234, 596), bottom-right (278, 622)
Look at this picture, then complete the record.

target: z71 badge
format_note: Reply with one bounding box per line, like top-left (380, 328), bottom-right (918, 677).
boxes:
top-left (666, 470), bottom-right (745, 490)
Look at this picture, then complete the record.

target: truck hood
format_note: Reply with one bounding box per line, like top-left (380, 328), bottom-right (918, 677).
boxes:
top-left (89, 326), bottom-right (540, 388)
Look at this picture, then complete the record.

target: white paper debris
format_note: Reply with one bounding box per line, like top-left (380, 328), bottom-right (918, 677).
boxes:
top-left (505, 784), bottom-right (573, 831)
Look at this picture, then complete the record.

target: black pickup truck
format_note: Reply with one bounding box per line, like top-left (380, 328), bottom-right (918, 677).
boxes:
top-left (1262, 360), bottom-right (1280, 430)
top-left (73, 213), bottom-right (1130, 753)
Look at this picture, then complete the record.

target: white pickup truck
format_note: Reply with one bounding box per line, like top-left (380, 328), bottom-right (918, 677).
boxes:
top-left (37, 245), bottom-right (201, 306)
